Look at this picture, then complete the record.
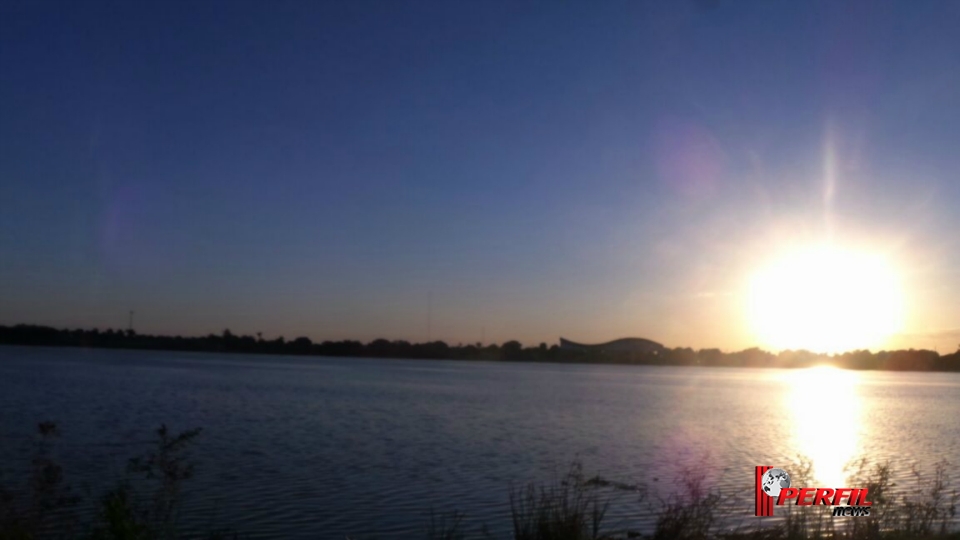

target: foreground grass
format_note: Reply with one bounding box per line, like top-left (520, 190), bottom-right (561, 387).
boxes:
top-left (488, 457), bottom-right (959, 540)
top-left (1, 423), bottom-right (957, 540)
top-left (0, 422), bottom-right (238, 540)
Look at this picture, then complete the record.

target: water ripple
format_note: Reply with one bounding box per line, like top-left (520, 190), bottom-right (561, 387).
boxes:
top-left (1, 347), bottom-right (959, 538)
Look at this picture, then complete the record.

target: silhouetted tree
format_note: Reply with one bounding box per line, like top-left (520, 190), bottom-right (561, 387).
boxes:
top-left (291, 337), bottom-right (312, 354)
top-left (501, 340), bottom-right (523, 361)
top-left (2, 323), bottom-right (960, 372)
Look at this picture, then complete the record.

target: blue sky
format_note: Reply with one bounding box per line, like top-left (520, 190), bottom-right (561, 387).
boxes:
top-left (3, 0), bottom-right (960, 351)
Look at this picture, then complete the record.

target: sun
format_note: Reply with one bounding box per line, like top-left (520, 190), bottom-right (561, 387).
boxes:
top-left (746, 244), bottom-right (904, 354)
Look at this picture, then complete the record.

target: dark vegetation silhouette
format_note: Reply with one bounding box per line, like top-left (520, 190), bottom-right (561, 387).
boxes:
top-left (2, 422), bottom-right (958, 539)
top-left (0, 422), bottom-right (239, 540)
top-left (1, 324), bottom-right (959, 372)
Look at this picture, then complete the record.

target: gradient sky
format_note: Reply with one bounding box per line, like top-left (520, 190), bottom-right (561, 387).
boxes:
top-left (3, 0), bottom-right (960, 352)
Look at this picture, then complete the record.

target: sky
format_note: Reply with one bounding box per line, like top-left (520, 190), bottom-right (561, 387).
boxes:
top-left (3, 0), bottom-right (960, 352)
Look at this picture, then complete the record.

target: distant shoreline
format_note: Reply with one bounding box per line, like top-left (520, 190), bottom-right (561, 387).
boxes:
top-left (1, 323), bottom-right (958, 372)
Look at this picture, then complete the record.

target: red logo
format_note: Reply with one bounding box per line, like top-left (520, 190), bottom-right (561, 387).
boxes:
top-left (755, 465), bottom-right (873, 517)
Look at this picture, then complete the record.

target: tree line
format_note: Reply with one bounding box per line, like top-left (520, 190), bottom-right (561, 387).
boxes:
top-left (1, 324), bottom-right (958, 371)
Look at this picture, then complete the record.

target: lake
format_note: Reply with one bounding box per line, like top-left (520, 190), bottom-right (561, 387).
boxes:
top-left (1, 346), bottom-right (958, 538)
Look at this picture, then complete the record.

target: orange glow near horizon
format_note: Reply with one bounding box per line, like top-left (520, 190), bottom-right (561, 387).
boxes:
top-left (746, 244), bottom-right (905, 354)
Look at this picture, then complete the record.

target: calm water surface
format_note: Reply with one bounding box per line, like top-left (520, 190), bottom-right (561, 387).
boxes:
top-left (1, 346), bottom-right (959, 538)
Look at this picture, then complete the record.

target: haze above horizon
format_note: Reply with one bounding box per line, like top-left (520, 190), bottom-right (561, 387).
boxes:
top-left (3, 0), bottom-right (960, 353)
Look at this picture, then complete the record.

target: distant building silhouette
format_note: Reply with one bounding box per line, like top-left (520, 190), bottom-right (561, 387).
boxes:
top-left (559, 337), bottom-right (664, 355)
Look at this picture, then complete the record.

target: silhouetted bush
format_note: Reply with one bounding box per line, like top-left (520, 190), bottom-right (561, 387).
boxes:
top-left (0, 422), bottom-right (238, 540)
top-left (510, 461), bottom-right (610, 540)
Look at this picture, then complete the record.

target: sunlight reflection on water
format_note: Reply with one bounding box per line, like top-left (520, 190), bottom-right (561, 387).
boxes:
top-left (1, 348), bottom-right (959, 538)
top-left (784, 366), bottom-right (861, 488)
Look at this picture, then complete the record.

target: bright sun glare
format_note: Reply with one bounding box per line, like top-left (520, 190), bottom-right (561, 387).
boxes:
top-left (747, 244), bottom-right (904, 354)
top-left (786, 365), bottom-right (861, 487)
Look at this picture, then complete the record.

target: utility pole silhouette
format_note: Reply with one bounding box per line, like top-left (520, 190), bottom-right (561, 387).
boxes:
top-left (128, 310), bottom-right (134, 333)
top-left (427, 291), bottom-right (432, 343)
